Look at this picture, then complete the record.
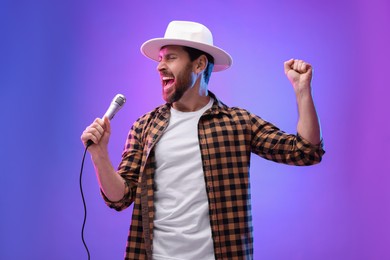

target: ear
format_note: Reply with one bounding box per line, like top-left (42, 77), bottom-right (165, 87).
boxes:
top-left (194, 55), bottom-right (208, 73)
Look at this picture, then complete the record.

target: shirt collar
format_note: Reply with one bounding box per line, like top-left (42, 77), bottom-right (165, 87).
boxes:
top-left (156, 91), bottom-right (230, 117)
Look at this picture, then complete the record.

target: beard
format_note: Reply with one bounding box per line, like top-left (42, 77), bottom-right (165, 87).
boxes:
top-left (163, 62), bottom-right (195, 104)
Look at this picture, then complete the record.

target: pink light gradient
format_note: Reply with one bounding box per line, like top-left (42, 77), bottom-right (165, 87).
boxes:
top-left (1, 0), bottom-right (389, 259)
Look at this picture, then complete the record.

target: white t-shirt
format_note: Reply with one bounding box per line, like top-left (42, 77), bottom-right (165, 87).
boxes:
top-left (153, 98), bottom-right (215, 260)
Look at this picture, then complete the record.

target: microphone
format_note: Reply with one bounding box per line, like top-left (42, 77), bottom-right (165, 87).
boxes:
top-left (86, 94), bottom-right (126, 147)
top-left (103, 94), bottom-right (126, 120)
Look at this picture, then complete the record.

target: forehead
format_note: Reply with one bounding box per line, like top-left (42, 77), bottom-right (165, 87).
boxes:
top-left (159, 45), bottom-right (186, 56)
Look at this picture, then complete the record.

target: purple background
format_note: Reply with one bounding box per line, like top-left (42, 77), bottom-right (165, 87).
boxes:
top-left (1, 0), bottom-right (389, 259)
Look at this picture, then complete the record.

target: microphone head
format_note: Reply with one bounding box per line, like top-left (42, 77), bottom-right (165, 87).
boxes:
top-left (113, 94), bottom-right (126, 106)
top-left (104, 94), bottom-right (126, 120)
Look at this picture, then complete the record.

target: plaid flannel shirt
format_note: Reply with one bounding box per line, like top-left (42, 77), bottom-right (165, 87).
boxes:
top-left (102, 92), bottom-right (325, 259)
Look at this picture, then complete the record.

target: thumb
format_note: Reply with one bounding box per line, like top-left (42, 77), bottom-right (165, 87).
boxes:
top-left (284, 59), bottom-right (294, 75)
top-left (103, 116), bottom-right (111, 135)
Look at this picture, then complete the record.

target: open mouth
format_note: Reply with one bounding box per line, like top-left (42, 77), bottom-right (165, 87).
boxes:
top-left (162, 76), bottom-right (175, 89)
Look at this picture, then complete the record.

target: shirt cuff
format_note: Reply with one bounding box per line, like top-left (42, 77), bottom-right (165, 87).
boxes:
top-left (100, 180), bottom-right (131, 210)
top-left (296, 133), bottom-right (325, 155)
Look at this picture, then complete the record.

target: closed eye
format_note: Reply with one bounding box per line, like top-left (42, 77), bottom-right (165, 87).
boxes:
top-left (158, 53), bottom-right (178, 63)
top-left (166, 55), bottom-right (176, 60)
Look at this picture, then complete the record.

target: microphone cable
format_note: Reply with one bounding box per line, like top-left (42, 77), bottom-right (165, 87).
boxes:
top-left (80, 144), bottom-right (91, 260)
top-left (78, 93), bottom-right (126, 259)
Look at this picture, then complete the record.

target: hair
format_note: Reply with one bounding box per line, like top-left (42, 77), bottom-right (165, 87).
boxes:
top-left (182, 46), bottom-right (214, 84)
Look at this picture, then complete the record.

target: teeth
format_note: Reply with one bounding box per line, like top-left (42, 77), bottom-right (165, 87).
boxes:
top-left (162, 76), bottom-right (174, 87)
top-left (162, 77), bottom-right (174, 80)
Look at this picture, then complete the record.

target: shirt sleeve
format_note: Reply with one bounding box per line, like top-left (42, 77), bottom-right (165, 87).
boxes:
top-left (250, 113), bottom-right (325, 166)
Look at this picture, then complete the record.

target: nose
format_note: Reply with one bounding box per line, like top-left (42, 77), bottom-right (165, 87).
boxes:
top-left (156, 60), bottom-right (166, 72)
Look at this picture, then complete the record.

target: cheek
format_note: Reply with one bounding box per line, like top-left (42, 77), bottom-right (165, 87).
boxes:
top-left (172, 62), bottom-right (196, 84)
top-left (189, 73), bottom-right (196, 85)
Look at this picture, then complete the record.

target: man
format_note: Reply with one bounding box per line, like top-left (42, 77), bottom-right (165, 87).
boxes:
top-left (81, 21), bottom-right (325, 260)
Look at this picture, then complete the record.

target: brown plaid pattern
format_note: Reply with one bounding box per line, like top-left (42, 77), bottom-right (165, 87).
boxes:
top-left (101, 92), bottom-right (325, 259)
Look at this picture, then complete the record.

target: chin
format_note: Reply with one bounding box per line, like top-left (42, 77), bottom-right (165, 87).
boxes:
top-left (162, 94), bottom-right (174, 104)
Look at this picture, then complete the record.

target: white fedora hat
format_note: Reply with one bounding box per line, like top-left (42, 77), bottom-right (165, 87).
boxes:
top-left (140, 21), bottom-right (233, 72)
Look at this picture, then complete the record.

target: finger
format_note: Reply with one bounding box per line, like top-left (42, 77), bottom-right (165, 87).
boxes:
top-left (89, 126), bottom-right (104, 141)
top-left (81, 130), bottom-right (99, 145)
top-left (306, 64), bottom-right (313, 73)
top-left (90, 121), bottom-right (105, 136)
top-left (94, 117), bottom-right (105, 128)
top-left (80, 118), bottom-right (105, 145)
top-left (300, 61), bottom-right (312, 73)
top-left (304, 62), bottom-right (312, 71)
top-left (294, 59), bottom-right (304, 71)
top-left (299, 61), bottom-right (307, 72)
top-left (81, 127), bottom-right (100, 145)
top-left (86, 132), bottom-right (98, 145)
top-left (81, 132), bottom-right (90, 144)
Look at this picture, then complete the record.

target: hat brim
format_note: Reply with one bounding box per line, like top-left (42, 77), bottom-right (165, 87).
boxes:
top-left (140, 38), bottom-right (233, 72)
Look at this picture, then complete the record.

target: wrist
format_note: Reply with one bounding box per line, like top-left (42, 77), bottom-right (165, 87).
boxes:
top-left (90, 147), bottom-right (110, 164)
top-left (295, 85), bottom-right (312, 99)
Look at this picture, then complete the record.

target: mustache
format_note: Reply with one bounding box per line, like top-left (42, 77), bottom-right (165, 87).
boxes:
top-left (160, 72), bottom-right (174, 78)
top-left (159, 68), bottom-right (174, 77)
